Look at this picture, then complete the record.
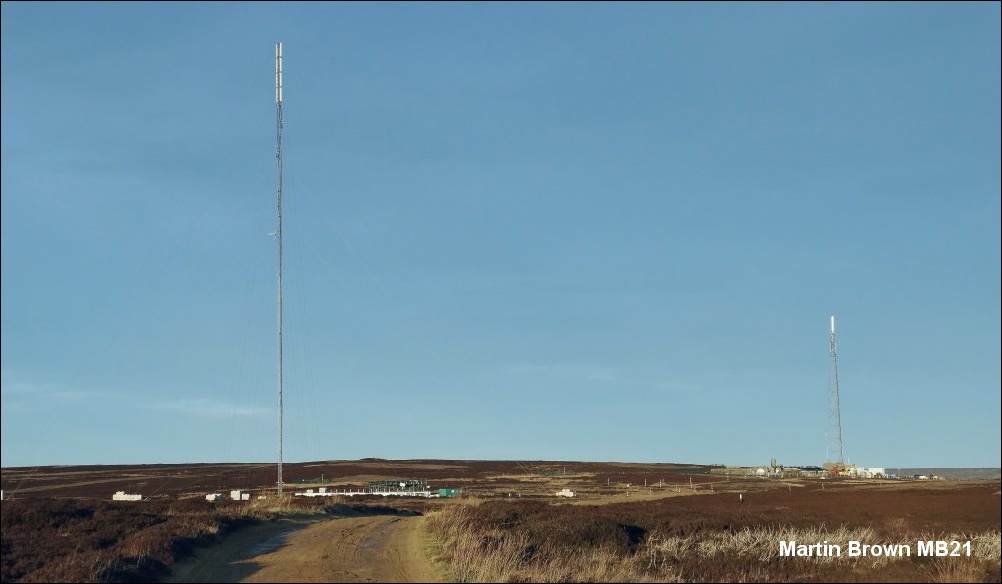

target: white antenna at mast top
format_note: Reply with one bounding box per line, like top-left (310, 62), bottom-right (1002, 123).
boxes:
top-left (275, 42), bottom-right (283, 104)
top-left (830, 315), bottom-right (835, 334)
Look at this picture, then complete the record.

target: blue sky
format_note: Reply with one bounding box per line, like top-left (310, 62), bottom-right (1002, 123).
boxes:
top-left (2, 2), bottom-right (999, 469)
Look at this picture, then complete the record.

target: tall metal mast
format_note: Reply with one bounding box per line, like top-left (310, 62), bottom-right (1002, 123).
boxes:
top-left (275, 42), bottom-right (284, 495)
top-left (827, 315), bottom-right (844, 465)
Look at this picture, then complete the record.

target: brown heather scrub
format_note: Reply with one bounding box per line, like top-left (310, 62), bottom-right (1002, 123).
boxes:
top-left (424, 484), bottom-right (1001, 583)
top-left (0, 496), bottom-right (328, 583)
top-left (3, 461), bottom-right (999, 582)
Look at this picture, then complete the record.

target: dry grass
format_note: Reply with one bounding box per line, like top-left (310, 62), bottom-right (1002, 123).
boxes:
top-left (425, 502), bottom-right (1002, 583)
top-left (647, 524), bottom-right (879, 565)
top-left (426, 505), bottom-right (664, 583)
top-left (920, 533), bottom-right (1002, 584)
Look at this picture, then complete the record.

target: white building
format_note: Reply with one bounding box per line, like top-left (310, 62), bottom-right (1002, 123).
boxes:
top-left (112, 491), bottom-right (142, 501)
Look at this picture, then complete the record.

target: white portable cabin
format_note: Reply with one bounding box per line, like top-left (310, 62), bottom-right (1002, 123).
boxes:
top-left (112, 491), bottom-right (142, 501)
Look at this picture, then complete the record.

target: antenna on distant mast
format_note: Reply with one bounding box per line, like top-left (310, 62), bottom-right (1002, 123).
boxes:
top-left (827, 315), bottom-right (844, 465)
top-left (275, 41), bottom-right (284, 496)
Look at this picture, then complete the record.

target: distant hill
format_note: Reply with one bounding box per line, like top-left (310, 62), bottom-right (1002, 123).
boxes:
top-left (893, 468), bottom-right (1001, 480)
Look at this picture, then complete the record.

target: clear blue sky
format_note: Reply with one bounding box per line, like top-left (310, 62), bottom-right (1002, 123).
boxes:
top-left (2, 2), bottom-right (999, 469)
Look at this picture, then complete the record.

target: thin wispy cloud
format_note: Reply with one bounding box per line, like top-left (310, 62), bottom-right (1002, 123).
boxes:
top-left (0, 379), bottom-right (53, 396)
top-left (653, 380), bottom-right (704, 396)
top-left (0, 375), bottom-right (122, 401)
top-left (147, 397), bottom-right (269, 419)
top-left (1, 373), bottom-right (268, 418)
top-left (507, 363), bottom-right (621, 384)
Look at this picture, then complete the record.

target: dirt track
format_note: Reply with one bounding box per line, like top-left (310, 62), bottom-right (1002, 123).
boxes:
top-left (165, 514), bottom-right (441, 583)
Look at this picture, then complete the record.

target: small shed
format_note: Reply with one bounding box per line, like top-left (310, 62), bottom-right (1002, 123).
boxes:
top-left (112, 491), bottom-right (142, 501)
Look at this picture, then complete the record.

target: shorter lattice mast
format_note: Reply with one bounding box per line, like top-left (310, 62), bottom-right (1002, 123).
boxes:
top-left (827, 315), bottom-right (844, 466)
